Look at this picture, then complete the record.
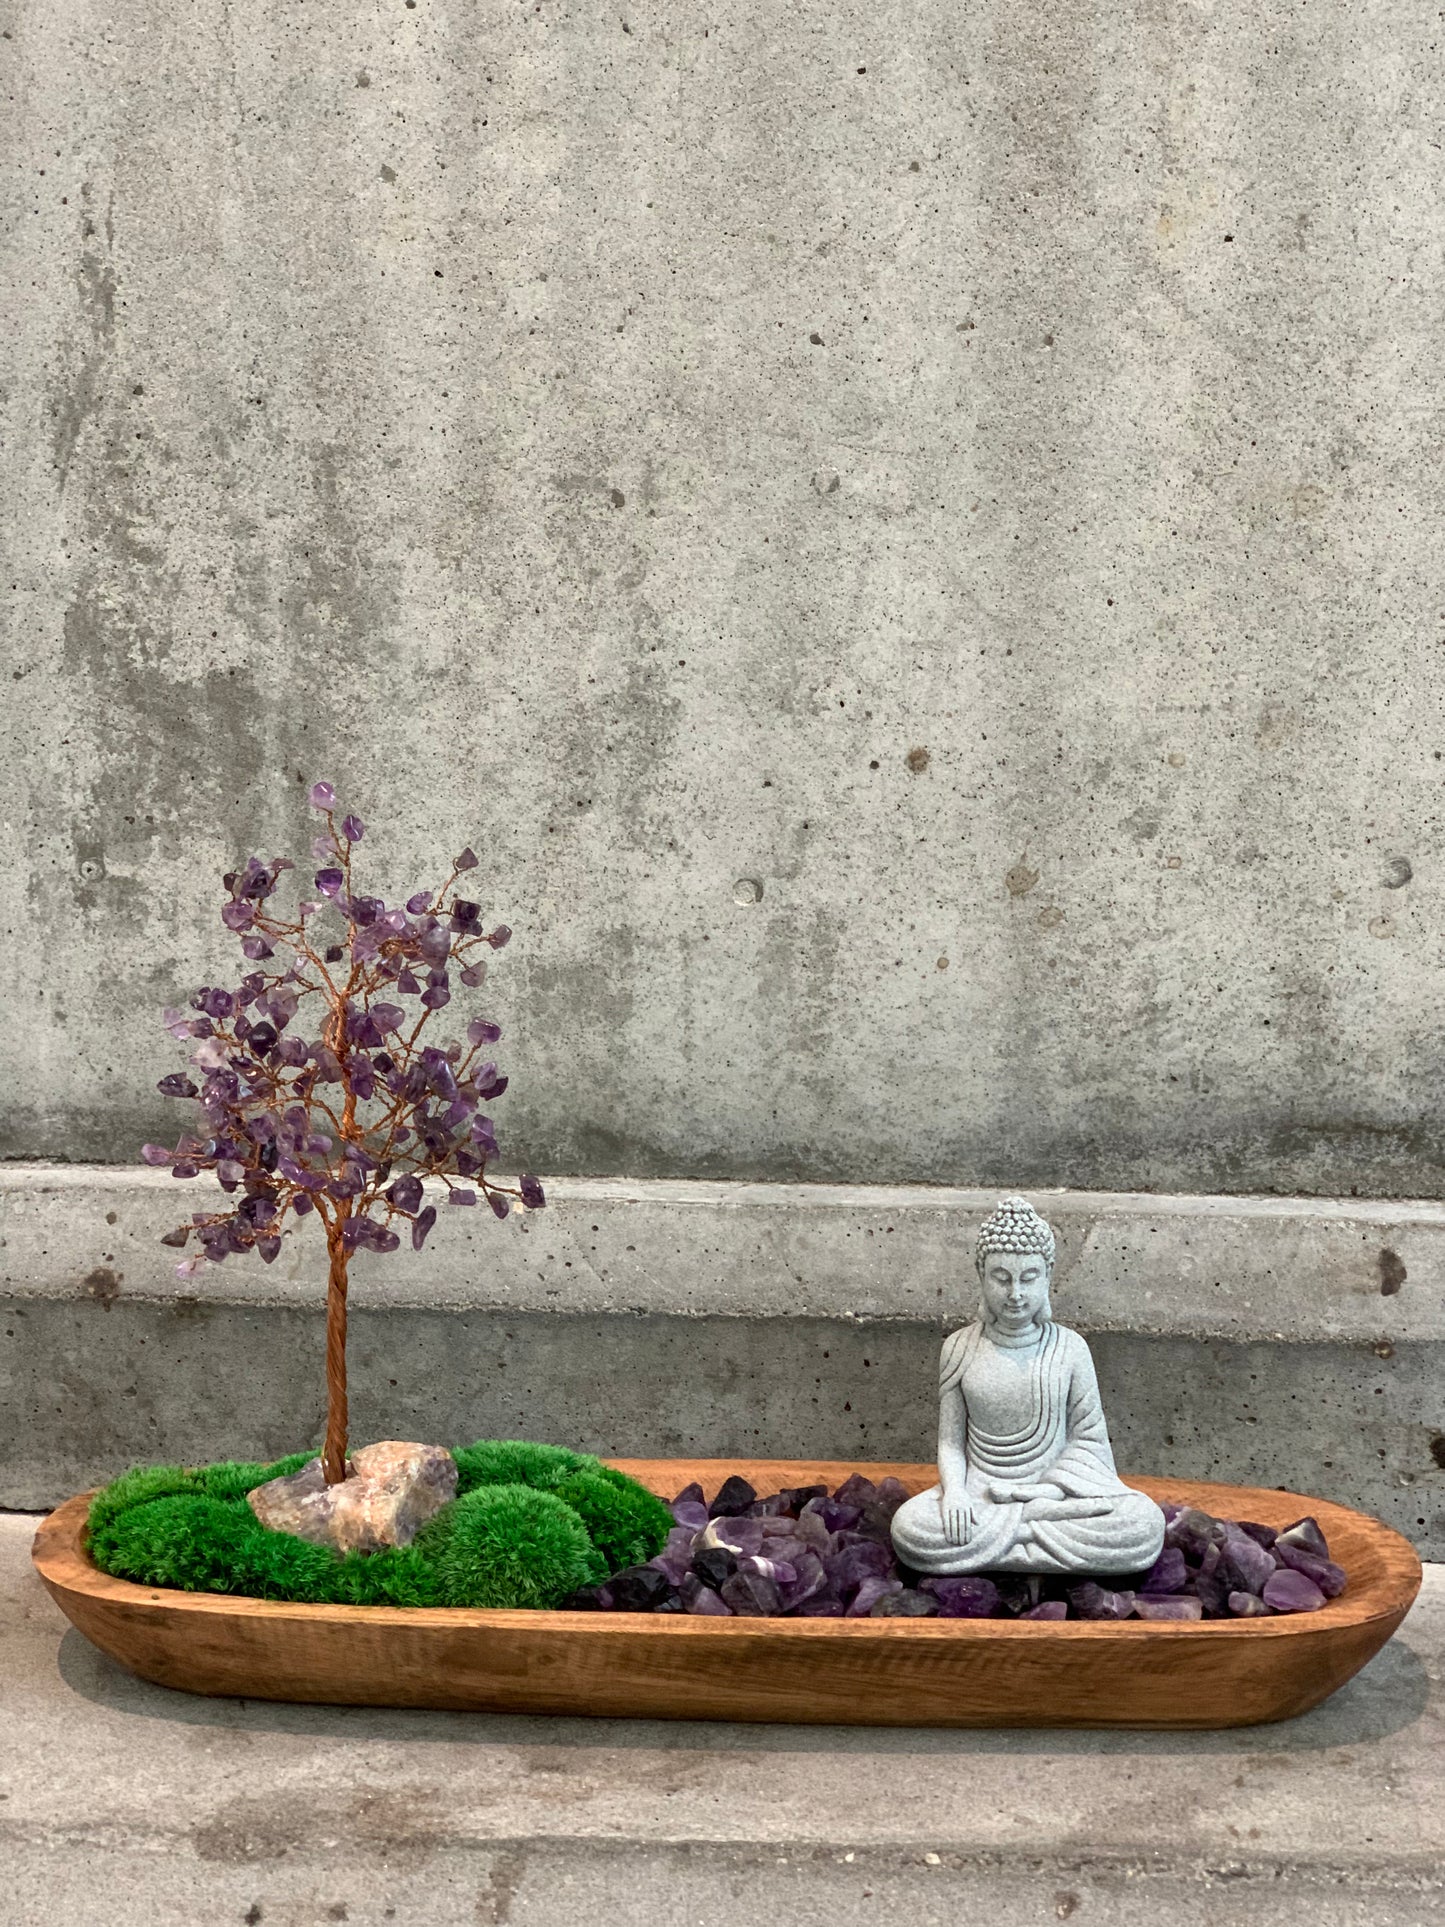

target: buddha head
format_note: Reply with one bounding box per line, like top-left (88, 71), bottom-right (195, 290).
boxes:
top-left (974, 1195), bottom-right (1055, 1332)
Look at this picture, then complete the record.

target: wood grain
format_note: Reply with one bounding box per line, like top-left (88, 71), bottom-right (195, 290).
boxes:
top-left (31, 1464), bottom-right (1423, 1728)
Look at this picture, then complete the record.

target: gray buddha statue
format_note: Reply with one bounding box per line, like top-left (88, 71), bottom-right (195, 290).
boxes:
top-left (890, 1196), bottom-right (1165, 1576)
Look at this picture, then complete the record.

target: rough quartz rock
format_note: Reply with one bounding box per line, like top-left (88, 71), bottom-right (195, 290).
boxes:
top-left (246, 1440), bottom-right (457, 1552)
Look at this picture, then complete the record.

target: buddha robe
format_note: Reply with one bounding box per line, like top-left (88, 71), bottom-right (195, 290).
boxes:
top-left (890, 1320), bottom-right (1165, 1575)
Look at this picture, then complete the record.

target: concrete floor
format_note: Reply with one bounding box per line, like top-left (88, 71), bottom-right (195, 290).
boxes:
top-left (3, 1515), bottom-right (1442, 1927)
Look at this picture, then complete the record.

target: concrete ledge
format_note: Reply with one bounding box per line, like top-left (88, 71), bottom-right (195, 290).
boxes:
top-left (3, 1166), bottom-right (1443, 1548)
top-left (5, 1515), bottom-right (1444, 1925)
top-left (5, 1164), bottom-right (1443, 1336)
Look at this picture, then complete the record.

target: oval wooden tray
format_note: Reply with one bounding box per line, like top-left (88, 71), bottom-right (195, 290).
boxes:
top-left (32, 1462), bottom-right (1422, 1728)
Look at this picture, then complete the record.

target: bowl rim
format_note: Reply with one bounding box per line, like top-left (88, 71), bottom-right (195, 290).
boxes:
top-left (32, 1460), bottom-right (1423, 1640)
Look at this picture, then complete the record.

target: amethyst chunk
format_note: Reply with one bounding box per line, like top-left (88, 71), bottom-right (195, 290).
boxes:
top-left (1227, 1591), bottom-right (1271, 1617)
top-left (721, 1567), bottom-right (782, 1616)
top-left (1276, 1517), bottom-right (1330, 1559)
top-left (1262, 1568), bottom-right (1327, 1614)
top-left (1068, 1583), bottom-right (1136, 1620)
top-left (848, 1576), bottom-right (903, 1617)
top-left (1220, 1526), bottom-right (1277, 1598)
top-left (1135, 1595), bottom-right (1203, 1621)
top-left (777, 1549), bottom-right (830, 1612)
top-left (559, 1585), bottom-right (612, 1611)
top-left (1165, 1507), bottom-right (1224, 1562)
top-left (1139, 1547), bottom-right (1188, 1595)
top-left (649, 1528), bottom-right (697, 1586)
top-left (1235, 1520), bottom-right (1278, 1550)
top-left (708, 1475), bottom-right (758, 1518)
top-left (826, 1540), bottom-right (893, 1599)
top-left (690, 1547), bottom-right (734, 1592)
top-left (871, 1589), bottom-right (938, 1617)
top-left (701, 1516), bottom-right (764, 1559)
top-left (608, 1565), bottom-right (677, 1612)
top-left (679, 1574), bottom-right (732, 1616)
top-left (1273, 1541), bottom-right (1348, 1598)
top-left (776, 1485), bottom-right (828, 1515)
top-left (832, 1473), bottom-right (879, 1510)
top-left (920, 1575), bottom-right (1001, 1619)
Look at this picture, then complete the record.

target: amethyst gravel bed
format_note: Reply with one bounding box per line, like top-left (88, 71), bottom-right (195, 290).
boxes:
top-left (560, 1474), bottom-right (1348, 1620)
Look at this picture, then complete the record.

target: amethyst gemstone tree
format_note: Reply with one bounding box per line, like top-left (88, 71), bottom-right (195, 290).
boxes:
top-left (143, 779), bottom-right (545, 1488)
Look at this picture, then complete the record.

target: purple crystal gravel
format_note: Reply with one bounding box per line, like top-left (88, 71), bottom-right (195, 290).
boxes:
top-left (577, 1477), bottom-right (1348, 1622)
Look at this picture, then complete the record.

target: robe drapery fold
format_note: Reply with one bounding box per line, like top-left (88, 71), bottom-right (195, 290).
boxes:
top-left (891, 1319), bottom-right (1165, 1576)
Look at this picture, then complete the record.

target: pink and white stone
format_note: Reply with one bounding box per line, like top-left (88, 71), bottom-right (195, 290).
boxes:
top-left (247, 1440), bottom-right (458, 1553)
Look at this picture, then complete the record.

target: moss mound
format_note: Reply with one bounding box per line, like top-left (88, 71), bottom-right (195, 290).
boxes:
top-left (91, 1493), bottom-right (347, 1602)
top-left (453, 1439), bottom-right (596, 1495)
top-left (85, 1441), bottom-right (668, 1610)
top-left (424, 1484), bottom-right (605, 1608)
top-left (552, 1467), bottom-right (675, 1573)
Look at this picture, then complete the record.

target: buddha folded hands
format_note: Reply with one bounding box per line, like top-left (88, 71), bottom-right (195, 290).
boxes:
top-left (890, 1196), bottom-right (1165, 1577)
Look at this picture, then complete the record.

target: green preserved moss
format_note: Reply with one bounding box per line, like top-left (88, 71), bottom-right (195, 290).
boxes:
top-left (452, 1438), bottom-right (597, 1495)
top-left (84, 1442), bottom-right (661, 1610)
top-left (423, 1484), bottom-right (605, 1608)
top-left (551, 1468), bottom-right (672, 1572)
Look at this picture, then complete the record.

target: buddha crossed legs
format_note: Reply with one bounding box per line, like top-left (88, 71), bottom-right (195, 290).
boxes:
top-left (890, 1197), bottom-right (1165, 1576)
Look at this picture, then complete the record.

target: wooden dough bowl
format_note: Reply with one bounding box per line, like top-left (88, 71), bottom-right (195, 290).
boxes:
top-left (32, 1462), bottom-right (1422, 1729)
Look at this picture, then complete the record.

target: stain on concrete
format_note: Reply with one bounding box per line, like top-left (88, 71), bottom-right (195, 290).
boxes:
top-left (82, 1266), bottom-right (121, 1310)
top-left (477, 1850), bottom-right (527, 1924)
top-left (1379, 1250), bottom-right (1407, 1296)
top-left (51, 184), bottom-right (116, 494)
top-left (904, 746), bottom-right (930, 773)
top-left (1006, 857), bottom-right (1040, 898)
top-left (1124, 807), bottom-right (1161, 841)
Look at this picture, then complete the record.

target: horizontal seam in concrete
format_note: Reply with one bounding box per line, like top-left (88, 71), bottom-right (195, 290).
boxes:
top-left (0, 1818), bottom-right (1441, 1888)
top-left (10, 1162), bottom-right (1445, 1223)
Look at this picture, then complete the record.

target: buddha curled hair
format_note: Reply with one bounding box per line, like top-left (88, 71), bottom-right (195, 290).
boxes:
top-left (974, 1195), bottom-right (1056, 1276)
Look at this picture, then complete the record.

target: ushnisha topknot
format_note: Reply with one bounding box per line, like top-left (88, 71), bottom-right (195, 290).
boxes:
top-left (973, 1195), bottom-right (1056, 1274)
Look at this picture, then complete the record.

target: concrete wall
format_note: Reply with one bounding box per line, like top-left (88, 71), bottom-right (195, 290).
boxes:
top-left (4, 0), bottom-right (1445, 1193)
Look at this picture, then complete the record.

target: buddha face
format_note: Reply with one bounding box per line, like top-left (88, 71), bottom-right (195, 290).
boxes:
top-left (978, 1249), bottom-right (1051, 1330)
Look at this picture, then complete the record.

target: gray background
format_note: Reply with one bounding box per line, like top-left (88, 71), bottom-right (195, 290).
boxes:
top-left (5, 0), bottom-right (1445, 1194)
